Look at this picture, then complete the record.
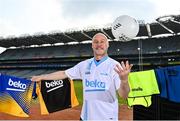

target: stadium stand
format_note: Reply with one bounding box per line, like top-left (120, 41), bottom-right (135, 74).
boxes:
top-left (0, 34), bottom-right (180, 60)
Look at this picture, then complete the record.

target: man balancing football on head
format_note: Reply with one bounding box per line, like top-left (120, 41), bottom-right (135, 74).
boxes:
top-left (31, 33), bottom-right (133, 121)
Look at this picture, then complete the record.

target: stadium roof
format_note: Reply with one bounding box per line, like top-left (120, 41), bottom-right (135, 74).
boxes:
top-left (0, 14), bottom-right (180, 48)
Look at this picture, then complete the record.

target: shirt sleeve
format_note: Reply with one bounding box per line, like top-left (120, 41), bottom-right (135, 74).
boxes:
top-left (65, 62), bottom-right (82, 80)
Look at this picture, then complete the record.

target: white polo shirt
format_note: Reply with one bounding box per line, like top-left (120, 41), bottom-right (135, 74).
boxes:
top-left (65, 56), bottom-right (121, 120)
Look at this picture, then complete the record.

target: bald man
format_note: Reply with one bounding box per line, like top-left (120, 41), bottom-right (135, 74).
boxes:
top-left (31, 33), bottom-right (132, 121)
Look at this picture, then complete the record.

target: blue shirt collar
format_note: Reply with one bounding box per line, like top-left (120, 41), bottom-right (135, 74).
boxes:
top-left (93, 56), bottom-right (108, 66)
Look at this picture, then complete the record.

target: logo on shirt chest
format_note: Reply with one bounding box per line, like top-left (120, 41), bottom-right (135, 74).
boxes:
top-left (85, 79), bottom-right (105, 88)
top-left (100, 72), bottom-right (108, 76)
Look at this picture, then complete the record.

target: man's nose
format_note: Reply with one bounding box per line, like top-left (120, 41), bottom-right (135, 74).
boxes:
top-left (96, 43), bottom-right (102, 47)
top-left (96, 42), bottom-right (102, 45)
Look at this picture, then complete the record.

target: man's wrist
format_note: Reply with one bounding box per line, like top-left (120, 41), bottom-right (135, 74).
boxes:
top-left (121, 80), bottom-right (129, 85)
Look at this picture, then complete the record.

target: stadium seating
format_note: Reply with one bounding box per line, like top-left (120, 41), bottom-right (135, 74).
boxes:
top-left (0, 35), bottom-right (180, 60)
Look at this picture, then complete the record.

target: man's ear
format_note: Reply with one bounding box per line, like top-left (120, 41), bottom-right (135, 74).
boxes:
top-left (107, 40), bottom-right (109, 48)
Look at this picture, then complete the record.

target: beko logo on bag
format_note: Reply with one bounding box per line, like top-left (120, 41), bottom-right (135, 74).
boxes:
top-left (45, 80), bottom-right (64, 93)
top-left (6, 78), bottom-right (27, 92)
top-left (45, 80), bottom-right (63, 88)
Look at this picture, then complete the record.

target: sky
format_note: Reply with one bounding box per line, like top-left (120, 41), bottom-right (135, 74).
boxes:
top-left (0, 0), bottom-right (180, 52)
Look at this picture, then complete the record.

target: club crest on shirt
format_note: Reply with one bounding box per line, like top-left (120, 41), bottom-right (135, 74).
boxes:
top-left (85, 61), bottom-right (93, 75)
top-left (85, 72), bottom-right (91, 75)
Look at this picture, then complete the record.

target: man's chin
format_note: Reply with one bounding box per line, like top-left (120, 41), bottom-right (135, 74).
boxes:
top-left (95, 53), bottom-right (106, 56)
